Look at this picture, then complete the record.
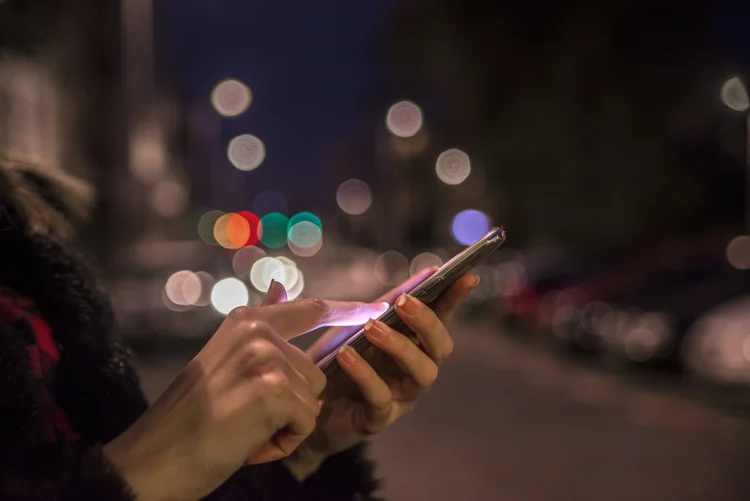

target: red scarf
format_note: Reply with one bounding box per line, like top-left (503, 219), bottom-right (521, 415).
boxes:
top-left (0, 287), bottom-right (79, 443)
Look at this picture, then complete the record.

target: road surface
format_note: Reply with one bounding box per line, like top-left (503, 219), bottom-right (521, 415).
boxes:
top-left (134, 319), bottom-right (750, 500)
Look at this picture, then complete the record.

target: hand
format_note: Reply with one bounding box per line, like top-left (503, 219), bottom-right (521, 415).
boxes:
top-left (103, 297), bottom-right (388, 501)
top-left (267, 269), bottom-right (479, 479)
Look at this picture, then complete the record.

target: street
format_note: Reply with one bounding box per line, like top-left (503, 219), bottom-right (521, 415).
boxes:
top-left (134, 319), bottom-right (750, 501)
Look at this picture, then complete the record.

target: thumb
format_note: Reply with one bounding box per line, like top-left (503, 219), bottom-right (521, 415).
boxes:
top-left (259, 299), bottom-right (390, 340)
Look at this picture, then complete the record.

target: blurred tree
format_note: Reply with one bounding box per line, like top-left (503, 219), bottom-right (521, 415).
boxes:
top-left (381, 0), bottom-right (741, 251)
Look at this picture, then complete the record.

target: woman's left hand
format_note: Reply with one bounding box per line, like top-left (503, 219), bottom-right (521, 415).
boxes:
top-left (261, 269), bottom-right (478, 480)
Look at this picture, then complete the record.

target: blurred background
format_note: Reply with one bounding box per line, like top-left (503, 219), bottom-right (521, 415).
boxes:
top-left (3, 0), bottom-right (750, 499)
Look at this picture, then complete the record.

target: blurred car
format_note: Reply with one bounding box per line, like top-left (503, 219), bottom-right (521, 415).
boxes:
top-left (682, 293), bottom-right (750, 387)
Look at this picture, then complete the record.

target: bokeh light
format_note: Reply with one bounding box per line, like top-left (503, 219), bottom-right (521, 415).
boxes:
top-left (436, 148), bottom-right (471, 185)
top-left (238, 210), bottom-right (262, 247)
top-left (374, 251), bottom-right (409, 285)
top-left (289, 237), bottom-right (323, 257)
top-left (214, 213), bottom-right (251, 249)
top-left (151, 179), bottom-right (188, 218)
top-left (193, 271), bottom-right (215, 307)
top-left (232, 246), bottom-right (267, 278)
top-left (287, 212), bottom-right (323, 249)
top-left (385, 101), bottom-right (424, 137)
top-left (721, 77), bottom-right (749, 112)
top-left (336, 179), bottom-right (372, 215)
top-left (288, 212), bottom-right (322, 231)
top-left (129, 120), bottom-right (166, 183)
top-left (252, 190), bottom-right (288, 215)
top-left (198, 210), bottom-right (225, 245)
top-left (726, 235), bottom-right (750, 270)
top-left (165, 270), bottom-right (202, 306)
top-left (250, 256), bottom-right (301, 293)
top-left (451, 209), bottom-right (491, 245)
top-left (211, 79), bottom-right (252, 117)
top-left (227, 134), bottom-right (265, 171)
top-left (259, 212), bottom-right (289, 249)
top-left (250, 257), bottom-right (282, 292)
top-left (386, 100), bottom-right (423, 138)
top-left (276, 256), bottom-right (300, 290)
top-left (410, 252), bottom-right (444, 275)
top-left (287, 270), bottom-right (305, 300)
top-left (211, 278), bottom-right (249, 315)
top-left (288, 221), bottom-right (322, 249)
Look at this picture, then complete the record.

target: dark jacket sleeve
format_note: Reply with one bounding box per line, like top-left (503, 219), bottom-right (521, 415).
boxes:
top-left (205, 443), bottom-right (381, 501)
top-left (0, 443), bottom-right (135, 501)
top-left (0, 322), bottom-right (136, 501)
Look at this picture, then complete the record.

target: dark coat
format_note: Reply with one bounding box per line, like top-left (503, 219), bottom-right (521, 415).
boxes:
top-left (0, 228), bottom-right (379, 500)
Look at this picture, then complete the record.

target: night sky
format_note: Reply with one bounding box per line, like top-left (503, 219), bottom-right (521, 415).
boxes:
top-left (154, 0), bottom-right (750, 219)
top-left (156, 0), bottom-right (402, 215)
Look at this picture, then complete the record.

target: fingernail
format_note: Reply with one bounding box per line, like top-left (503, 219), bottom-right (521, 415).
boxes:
top-left (471, 276), bottom-right (481, 288)
top-left (379, 301), bottom-right (390, 311)
top-left (269, 279), bottom-right (277, 289)
top-left (338, 345), bottom-right (357, 364)
top-left (396, 294), bottom-right (417, 315)
top-left (364, 319), bottom-right (388, 340)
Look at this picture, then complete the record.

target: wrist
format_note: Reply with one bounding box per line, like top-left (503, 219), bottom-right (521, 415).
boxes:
top-left (103, 429), bottom-right (184, 501)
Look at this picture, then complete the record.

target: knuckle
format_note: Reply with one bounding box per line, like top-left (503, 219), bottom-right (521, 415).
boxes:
top-left (310, 367), bottom-right (327, 396)
top-left (421, 363), bottom-right (439, 387)
top-left (245, 320), bottom-right (276, 338)
top-left (299, 298), bottom-right (327, 315)
top-left (435, 338), bottom-right (454, 364)
top-left (227, 306), bottom-right (254, 325)
top-left (301, 411), bottom-right (316, 435)
top-left (424, 310), bottom-right (441, 331)
top-left (256, 368), bottom-right (291, 398)
top-left (370, 394), bottom-right (392, 412)
top-left (243, 338), bottom-right (283, 367)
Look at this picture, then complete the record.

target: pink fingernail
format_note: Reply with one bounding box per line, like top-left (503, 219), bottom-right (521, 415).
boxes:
top-left (338, 345), bottom-right (356, 364)
top-left (396, 294), bottom-right (416, 315)
top-left (364, 319), bottom-right (388, 341)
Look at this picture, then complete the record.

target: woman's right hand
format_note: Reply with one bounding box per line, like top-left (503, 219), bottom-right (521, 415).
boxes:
top-left (103, 298), bottom-right (388, 501)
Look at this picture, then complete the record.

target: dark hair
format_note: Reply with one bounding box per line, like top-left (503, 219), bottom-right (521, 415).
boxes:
top-left (0, 152), bottom-right (93, 239)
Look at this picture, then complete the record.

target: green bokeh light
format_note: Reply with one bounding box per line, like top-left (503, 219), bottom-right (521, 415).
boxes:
top-left (259, 212), bottom-right (290, 249)
top-left (287, 212), bottom-right (323, 249)
top-left (288, 212), bottom-right (322, 230)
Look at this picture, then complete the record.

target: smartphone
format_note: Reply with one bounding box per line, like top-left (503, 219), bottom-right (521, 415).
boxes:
top-left (316, 226), bottom-right (506, 377)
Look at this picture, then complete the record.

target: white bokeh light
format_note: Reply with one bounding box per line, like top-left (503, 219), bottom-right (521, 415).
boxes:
top-left (436, 148), bottom-right (471, 185)
top-left (374, 251), bottom-right (409, 285)
top-left (386, 101), bottom-right (423, 138)
top-left (210, 278), bottom-right (249, 315)
top-left (251, 257), bottom-right (284, 292)
top-left (232, 246), bottom-right (267, 278)
top-left (409, 252), bottom-right (444, 275)
top-left (287, 270), bottom-right (305, 300)
top-left (727, 235), bottom-right (750, 270)
top-left (289, 237), bottom-right (323, 257)
top-left (211, 79), bottom-right (252, 117)
top-left (227, 134), bottom-right (265, 171)
top-left (165, 270), bottom-right (201, 306)
top-left (721, 77), bottom-right (749, 112)
top-left (336, 179), bottom-right (372, 215)
top-left (276, 257), bottom-right (300, 291)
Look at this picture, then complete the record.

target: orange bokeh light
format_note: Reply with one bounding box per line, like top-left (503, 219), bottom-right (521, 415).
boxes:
top-left (214, 213), bottom-right (251, 249)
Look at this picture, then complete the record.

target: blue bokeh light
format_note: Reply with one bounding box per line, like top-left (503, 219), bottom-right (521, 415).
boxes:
top-left (451, 209), bottom-right (491, 245)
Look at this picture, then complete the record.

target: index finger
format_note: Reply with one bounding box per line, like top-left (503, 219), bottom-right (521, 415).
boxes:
top-left (375, 266), bottom-right (437, 304)
top-left (306, 267), bottom-right (437, 361)
top-left (257, 299), bottom-right (390, 340)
